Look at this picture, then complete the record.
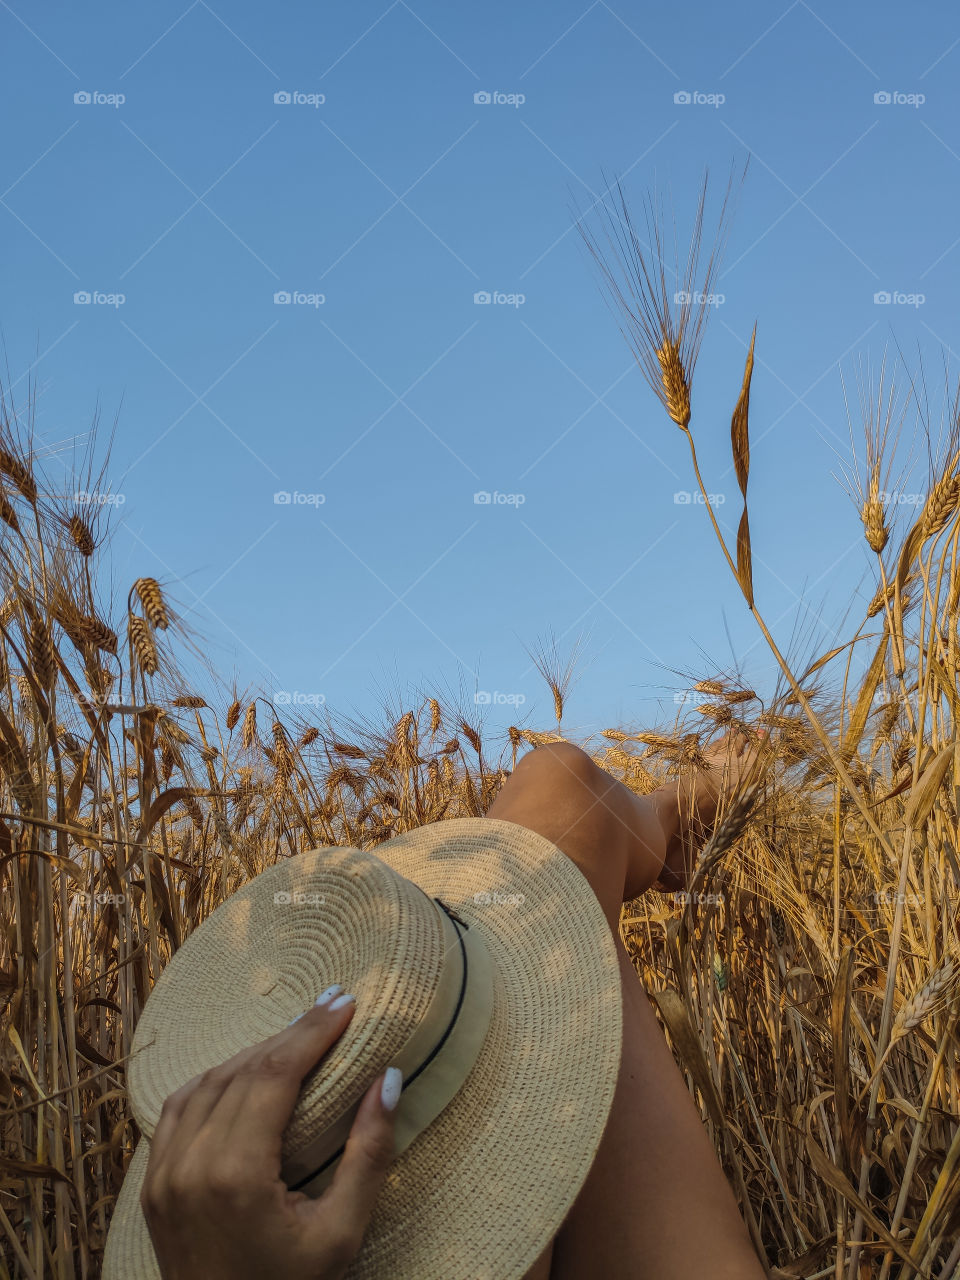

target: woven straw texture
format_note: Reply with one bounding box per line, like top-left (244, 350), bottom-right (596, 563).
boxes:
top-left (128, 844), bottom-right (448, 1154)
top-left (104, 817), bottom-right (623, 1280)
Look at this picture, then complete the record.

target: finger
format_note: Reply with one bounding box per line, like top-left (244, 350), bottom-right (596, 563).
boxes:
top-left (148, 1078), bottom-right (196, 1171)
top-left (147, 1048), bottom-right (258, 1179)
top-left (144, 1065), bottom-right (239, 1208)
top-left (314, 1068), bottom-right (401, 1246)
top-left (149, 985), bottom-right (345, 1173)
top-left (202, 991), bottom-right (358, 1167)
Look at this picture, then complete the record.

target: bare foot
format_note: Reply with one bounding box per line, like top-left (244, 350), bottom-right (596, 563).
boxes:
top-left (651, 727), bottom-right (765, 892)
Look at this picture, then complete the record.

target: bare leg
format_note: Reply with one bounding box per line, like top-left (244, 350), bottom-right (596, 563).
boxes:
top-left (492, 740), bottom-right (768, 1280)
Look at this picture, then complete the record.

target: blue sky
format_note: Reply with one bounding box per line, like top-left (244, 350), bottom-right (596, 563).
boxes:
top-left (2, 1), bottom-right (958, 746)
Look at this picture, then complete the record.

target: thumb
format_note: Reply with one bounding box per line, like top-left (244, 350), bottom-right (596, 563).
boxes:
top-left (316, 1067), bottom-right (402, 1243)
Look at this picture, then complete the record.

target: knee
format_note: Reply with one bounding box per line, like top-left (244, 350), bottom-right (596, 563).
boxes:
top-left (510, 742), bottom-right (626, 925)
top-left (514, 741), bottom-right (606, 793)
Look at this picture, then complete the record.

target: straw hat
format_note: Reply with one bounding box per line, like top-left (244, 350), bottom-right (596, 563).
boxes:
top-left (103, 816), bottom-right (623, 1279)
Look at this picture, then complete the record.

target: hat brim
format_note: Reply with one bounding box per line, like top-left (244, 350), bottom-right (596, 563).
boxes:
top-left (104, 817), bottom-right (623, 1280)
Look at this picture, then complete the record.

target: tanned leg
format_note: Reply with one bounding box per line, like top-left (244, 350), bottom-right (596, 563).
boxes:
top-left (496, 738), bottom-right (769, 1280)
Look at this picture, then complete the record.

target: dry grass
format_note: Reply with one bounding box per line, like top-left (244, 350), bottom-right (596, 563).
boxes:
top-left (2, 193), bottom-right (960, 1277)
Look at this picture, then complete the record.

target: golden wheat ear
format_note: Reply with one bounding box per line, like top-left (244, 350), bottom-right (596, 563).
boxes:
top-left (574, 165), bottom-right (744, 433)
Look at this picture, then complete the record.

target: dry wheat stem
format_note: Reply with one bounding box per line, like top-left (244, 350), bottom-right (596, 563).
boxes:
top-left (684, 427), bottom-right (897, 861)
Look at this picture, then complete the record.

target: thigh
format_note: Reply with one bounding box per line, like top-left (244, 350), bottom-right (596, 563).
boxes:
top-left (551, 944), bottom-right (767, 1280)
top-left (485, 765), bottom-right (765, 1279)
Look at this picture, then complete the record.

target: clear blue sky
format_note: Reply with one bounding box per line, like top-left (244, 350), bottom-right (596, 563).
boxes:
top-left (2, 1), bottom-right (958, 744)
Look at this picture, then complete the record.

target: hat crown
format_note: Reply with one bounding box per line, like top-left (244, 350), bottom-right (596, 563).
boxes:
top-left (129, 845), bottom-right (449, 1156)
top-left (104, 818), bottom-right (624, 1280)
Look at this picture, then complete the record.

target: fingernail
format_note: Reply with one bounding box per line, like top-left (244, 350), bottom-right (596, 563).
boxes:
top-left (287, 984), bottom-right (343, 1024)
top-left (381, 1066), bottom-right (402, 1111)
top-left (329, 992), bottom-right (355, 1011)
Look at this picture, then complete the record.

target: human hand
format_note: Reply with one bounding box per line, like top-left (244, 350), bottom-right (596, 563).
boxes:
top-left (140, 986), bottom-right (402, 1280)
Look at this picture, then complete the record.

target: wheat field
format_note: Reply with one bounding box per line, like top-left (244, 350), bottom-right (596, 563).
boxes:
top-left (3, 187), bottom-right (960, 1277)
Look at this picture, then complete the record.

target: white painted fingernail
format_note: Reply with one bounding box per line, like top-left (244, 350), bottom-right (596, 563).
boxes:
top-left (287, 984), bottom-right (342, 1024)
top-left (381, 1066), bottom-right (402, 1112)
top-left (329, 992), bottom-right (355, 1011)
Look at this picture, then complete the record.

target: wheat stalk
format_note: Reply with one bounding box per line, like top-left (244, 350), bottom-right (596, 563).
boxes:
top-left (68, 514), bottom-right (95, 557)
top-left (128, 614), bottom-right (158, 677)
top-left (241, 701), bottom-right (258, 750)
top-left (0, 446), bottom-right (37, 502)
top-left (133, 578), bottom-right (170, 630)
